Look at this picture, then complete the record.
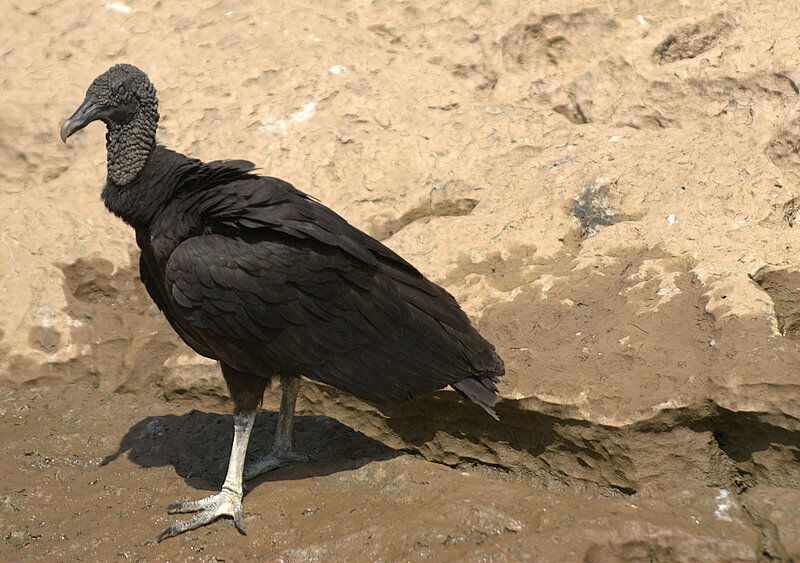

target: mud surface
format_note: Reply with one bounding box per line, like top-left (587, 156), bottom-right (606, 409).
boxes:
top-left (3, 0), bottom-right (800, 560)
top-left (0, 384), bottom-right (761, 561)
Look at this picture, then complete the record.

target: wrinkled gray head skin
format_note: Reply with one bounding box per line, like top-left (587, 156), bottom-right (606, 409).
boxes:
top-left (61, 64), bottom-right (159, 185)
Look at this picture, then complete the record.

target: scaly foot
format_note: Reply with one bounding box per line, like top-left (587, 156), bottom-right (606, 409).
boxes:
top-left (157, 488), bottom-right (245, 542)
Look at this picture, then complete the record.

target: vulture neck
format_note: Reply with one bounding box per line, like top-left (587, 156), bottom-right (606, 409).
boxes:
top-left (105, 107), bottom-right (158, 187)
top-left (101, 93), bottom-right (189, 232)
top-left (102, 140), bottom-right (193, 232)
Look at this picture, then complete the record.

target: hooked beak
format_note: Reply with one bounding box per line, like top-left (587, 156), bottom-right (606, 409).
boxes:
top-left (60, 97), bottom-right (103, 143)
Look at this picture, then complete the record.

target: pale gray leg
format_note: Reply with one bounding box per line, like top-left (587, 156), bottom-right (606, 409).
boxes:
top-left (243, 375), bottom-right (313, 480)
top-left (157, 408), bottom-right (255, 542)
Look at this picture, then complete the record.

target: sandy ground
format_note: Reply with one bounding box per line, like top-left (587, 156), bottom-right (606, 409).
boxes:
top-left (2, 0), bottom-right (800, 560)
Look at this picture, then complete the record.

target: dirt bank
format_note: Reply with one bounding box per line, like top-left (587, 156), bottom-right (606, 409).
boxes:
top-left (2, 0), bottom-right (800, 559)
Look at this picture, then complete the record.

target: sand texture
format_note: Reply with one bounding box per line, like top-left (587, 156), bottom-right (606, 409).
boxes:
top-left (2, 0), bottom-right (800, 559)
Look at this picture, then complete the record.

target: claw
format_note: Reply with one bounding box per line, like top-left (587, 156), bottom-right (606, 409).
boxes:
top-left (157, 490), bottom-right (246, 542)
top-left (233, 503), bottom-right (246, 534)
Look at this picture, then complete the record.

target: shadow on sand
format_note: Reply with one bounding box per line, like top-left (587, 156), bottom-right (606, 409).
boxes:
top-left (100, 409), bottom-right (400, 494)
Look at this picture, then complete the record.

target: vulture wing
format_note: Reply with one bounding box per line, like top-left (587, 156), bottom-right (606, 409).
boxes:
top-left (161, 176), bottom-right (503, 405)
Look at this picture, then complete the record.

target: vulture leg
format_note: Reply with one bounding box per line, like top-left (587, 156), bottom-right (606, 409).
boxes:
top-left (157, 373), bottom-right (312, 541)
top-left (157, 408), bottom-right (255, 542)
top-left (243, 375), bottom-right (314, 480)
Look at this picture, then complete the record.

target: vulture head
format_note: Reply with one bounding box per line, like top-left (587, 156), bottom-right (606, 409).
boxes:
top-left (60, 63), bottom-right (158, 142)
top-left (60, 64), bottom-right (159, 185)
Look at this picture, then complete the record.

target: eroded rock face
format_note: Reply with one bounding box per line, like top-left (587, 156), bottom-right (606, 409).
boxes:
top-left (2, 0), bottom-right (800, 557)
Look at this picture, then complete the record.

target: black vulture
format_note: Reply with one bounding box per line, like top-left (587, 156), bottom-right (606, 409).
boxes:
top-left (60, 64), bottom-right (504, 541)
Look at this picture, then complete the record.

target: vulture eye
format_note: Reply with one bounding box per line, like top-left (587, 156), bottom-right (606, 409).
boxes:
top-left (117, 84), bottom-right (127, 96)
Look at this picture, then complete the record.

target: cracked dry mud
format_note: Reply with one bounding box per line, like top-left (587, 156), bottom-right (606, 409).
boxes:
top-left (2, 0), bottom-right (800, 560)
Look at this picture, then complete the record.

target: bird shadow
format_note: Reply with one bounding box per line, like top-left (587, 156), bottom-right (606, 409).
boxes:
top-left (100, 409), bottom-right (400, 493)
